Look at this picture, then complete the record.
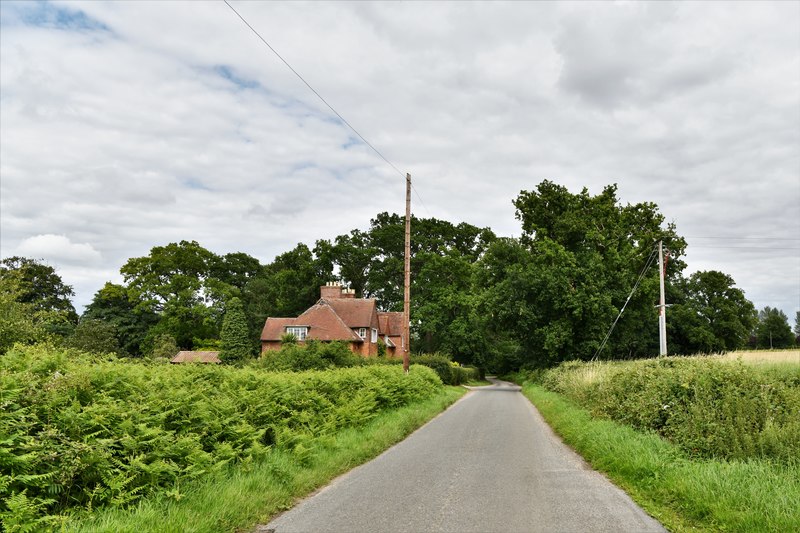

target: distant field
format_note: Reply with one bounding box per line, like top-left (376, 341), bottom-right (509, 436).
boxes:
top-left (716, 349), bottom-right (800, 365)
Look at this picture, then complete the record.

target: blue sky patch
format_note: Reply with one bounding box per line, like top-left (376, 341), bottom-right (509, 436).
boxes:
top-left (182, 178), bottom-right (213, 192)
top-left (214, 65), bottom-right (260, 90)
top-left (1, 1), bottom-right (110, 32)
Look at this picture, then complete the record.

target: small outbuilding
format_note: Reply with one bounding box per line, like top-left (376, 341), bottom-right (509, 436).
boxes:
top-left (170, 351), bottom-right (222, 364)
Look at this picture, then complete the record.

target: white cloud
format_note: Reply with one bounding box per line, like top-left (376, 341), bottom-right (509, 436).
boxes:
top-left (15, 234), bottom-right (102, 264)
top-left (0, 0), bottom-right (798, 318)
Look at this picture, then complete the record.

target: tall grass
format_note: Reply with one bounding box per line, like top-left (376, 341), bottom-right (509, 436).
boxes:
top-left (533, 357), bottom-right (800, 462)
top-left (520, 384), bottom-right (800, 532)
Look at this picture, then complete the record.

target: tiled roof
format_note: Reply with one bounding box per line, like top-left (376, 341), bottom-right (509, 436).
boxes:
top-left (261, 318), bottom-right (296, 340)
top-left (326, 298), bottom-right (377, 328)
top-left (260, 304), bottom-right (362, 342)
top-left (378, 312), bottom-right (405, 336)
top-left (296, 302), bottom-right (362, 341)
top-left (170, 351), bottom-right (221, 364)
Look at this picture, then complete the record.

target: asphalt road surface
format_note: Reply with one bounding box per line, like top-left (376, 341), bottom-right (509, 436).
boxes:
top-left (261, 379), bottom-right (666, 533)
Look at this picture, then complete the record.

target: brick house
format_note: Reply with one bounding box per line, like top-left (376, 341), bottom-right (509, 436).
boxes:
top-left (260, 283), bottom-right (407, 358)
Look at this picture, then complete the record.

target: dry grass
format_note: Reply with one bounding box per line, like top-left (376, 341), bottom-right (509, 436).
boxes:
top-left (714, 349), bottom-right (800, 365)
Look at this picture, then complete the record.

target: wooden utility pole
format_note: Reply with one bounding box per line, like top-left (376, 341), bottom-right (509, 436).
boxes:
top-left (657, 240), bottom-right (668, 356)
top-left (403, 173), bottom-right (411, 373)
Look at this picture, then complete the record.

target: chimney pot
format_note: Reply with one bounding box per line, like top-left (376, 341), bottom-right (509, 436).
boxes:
top-left (320, 282), bottom-right (343, 299)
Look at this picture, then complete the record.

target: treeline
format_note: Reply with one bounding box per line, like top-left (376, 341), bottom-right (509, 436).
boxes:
top-left (2, 180), bottom-right (797, 370)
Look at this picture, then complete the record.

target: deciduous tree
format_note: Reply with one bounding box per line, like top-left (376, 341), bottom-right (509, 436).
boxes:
top-left (669, 271), bottom-right (756, 353)
top-left (0, 257), bottom-right (78, 335)
top-left (220, 297), bottom-right (252, 363)
top-left (755, 307), bottom-right (794, 349)
top-left (67, 319), bottom-right (120, 355)
top-left (82, 283), bottom-right (158, 356)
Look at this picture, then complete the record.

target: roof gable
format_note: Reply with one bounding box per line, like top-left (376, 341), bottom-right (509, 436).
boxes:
top-left (261, 317), bottom-right (296, 340)
top-left (296, 302), bottom-right (362, 341)
top-left (326, 298), bottom-right (378, 328)
top-left (378, 311), bottom-right (404, 336)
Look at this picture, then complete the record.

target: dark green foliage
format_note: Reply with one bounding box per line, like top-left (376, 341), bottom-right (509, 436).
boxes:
top-left (82, 283), bottom-right (157, 357)
top-left (0, 277), bottom-right (45, 354)
top-left (482, 181), bottom-right (686, 367)
top-left (0, 257), bottom-right (78, 343)
top-left (378, 353), bottom-right (479, 385)
top-left (0, 344), bottom-right (442, 527)
top-left (120, 241), bottom-right (263, 349)
top-left (219, 297), bottom-right (252, 364)
top-left (256, 341), bottom-right (363, 372)
top-left (755, 307), bottom-right (795, 349)
top-left (0, 257), bottom-right (78, 323)
top-left (537, 358), bottom-right (800, 462)
top-left (669, 271), bottom-right (756, 354)
top-left (319, 213), bottom-right (496, 366)
top-left (66, 319), bottom-right (120, 355)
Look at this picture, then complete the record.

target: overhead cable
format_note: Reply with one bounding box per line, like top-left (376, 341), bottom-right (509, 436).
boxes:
top-left (592, 245), bottom-right (659, 361)
top-left (223, 0), bottom-right (404, 178)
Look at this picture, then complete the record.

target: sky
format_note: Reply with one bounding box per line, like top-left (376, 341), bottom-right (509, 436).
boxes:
top-left (1, 1), bottom-right (799, 321)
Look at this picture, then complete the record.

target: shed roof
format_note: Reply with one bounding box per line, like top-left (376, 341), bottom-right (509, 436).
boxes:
top-left (170, 351), bottom-right (221, 364)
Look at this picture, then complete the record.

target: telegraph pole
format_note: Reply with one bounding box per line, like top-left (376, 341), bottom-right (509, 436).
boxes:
top-left (657, 240), bottom-right (668, 356)
top-left (403, 173), bottom-right (411, 373)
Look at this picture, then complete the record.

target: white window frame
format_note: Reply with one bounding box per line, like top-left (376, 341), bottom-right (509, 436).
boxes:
top-left (371, 328), bottom-right (378, 343)
top-left (286, 326), bottom-right (308, 341)
top-left (358, 327), bottom-right (367, 339)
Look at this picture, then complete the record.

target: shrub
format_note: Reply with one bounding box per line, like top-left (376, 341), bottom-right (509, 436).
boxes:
top-left (535, 357), bottom-right (800, 462)
top-left (375, 353), bottom-right (479, 385)
top-left (149, 333), bottom-right (179, 360)
top-left (66, 319), bottom-right (120, 355)
top-left (255, 341), bottom-right (364, 372)
top-left (219, 297), bottom-right (251, 364)
top-left (0, 344), bottom-right (443, 527)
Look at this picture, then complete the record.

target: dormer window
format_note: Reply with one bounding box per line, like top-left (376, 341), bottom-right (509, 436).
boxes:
top-left (286, 326), bottom-right (308, 341)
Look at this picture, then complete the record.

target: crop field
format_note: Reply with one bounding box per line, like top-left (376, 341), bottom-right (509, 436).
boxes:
top-left (716, 349), bottom-right (800, 365)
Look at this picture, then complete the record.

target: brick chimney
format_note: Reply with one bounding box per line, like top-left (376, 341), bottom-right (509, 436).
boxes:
top-left (320, 282), bottom-right (343, 299)
top-left (341, 288), bottom-right (356, 299)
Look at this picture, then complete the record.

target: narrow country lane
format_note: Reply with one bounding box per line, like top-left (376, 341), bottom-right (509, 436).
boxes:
top-left (260, 379), bottom-right (666, 533)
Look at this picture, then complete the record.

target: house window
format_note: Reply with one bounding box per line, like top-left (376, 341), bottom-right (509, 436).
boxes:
top-left (286, 326), bottom-right (308, 341)
top-left (358, 328), bottom-right (367, 339)
top-left (371, 328), bottom-right (378, 343)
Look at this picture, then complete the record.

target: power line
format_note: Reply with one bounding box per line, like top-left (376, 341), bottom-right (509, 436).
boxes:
top-left (592, 245), bottom-right (659, 361)
top-left (223, 1), bottom-right (435, 219)
top-left (689, 246), bottom-right (800, 251)
top-left (685, 236), bottom-right (800, 241)
top-left (223, 0), bottom-right (404, 178)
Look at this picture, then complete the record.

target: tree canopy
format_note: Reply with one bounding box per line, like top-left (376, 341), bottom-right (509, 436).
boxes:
top-left (2, 180), bottom-right (780, 367)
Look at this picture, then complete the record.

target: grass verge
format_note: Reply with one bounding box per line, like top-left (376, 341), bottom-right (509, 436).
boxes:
top-left (65, 386), bottom-right (466, 533)
top-left (520, 383), bottom-right (800, 533)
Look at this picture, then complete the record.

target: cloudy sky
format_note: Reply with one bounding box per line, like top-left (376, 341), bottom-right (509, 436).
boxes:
top-left (1, 1), bottom-right (799, 320)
